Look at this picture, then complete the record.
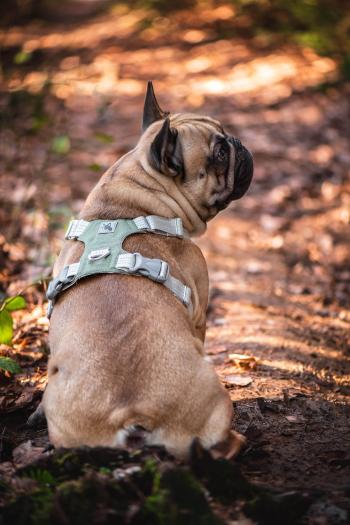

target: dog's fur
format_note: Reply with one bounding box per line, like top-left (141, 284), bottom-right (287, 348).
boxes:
top-left (42, 83), bottom-right (253, 459)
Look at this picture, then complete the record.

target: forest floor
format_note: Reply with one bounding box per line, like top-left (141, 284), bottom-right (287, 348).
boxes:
top-left (0, 4), bottom-right (349, 524)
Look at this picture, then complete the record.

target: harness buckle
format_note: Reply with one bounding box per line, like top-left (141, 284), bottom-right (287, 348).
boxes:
top-left (116, 252), bottom-right (169, 283)
top-left (131, 253), bottom-right (169, 283)
top-left (127, 252), bottom-right (145, 273)
top-left (46, 265), bottom-right (77, 301)
top-left (46, 277), bottom-right (64, 301)
top-left (47, 300), bottom-right (53, 318)
top-left (158, 260), bottom-right (169, 282)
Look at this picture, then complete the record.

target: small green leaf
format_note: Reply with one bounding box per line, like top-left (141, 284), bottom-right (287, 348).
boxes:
top-left (31, 114), bottom-right (49, 132)
top-left (26, 468), bottom-right (56, 487)
top-left (0, 356), bottom-right (22, 375)
top-left (4, 296), bottom-right (27, 312)
top-left (99, 467), bottom-right (112, 475)
top-left (14, 50), bottom-right (32, 65)
top-left (95, 132), bottom-right (114, 144)
top-left (51, 135), bottom-right (71, 155)
top-left (89, 162), bottom-right (103, 172)
top-left (0, 310), bottom-right (13, 345)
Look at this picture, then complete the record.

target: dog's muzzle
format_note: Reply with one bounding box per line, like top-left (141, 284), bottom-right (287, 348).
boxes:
top-left (229, 137), bottom-right (254, 201)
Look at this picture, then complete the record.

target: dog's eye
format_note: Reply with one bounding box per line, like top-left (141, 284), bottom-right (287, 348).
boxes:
top-left (214, 142), bottom-right (228, 163)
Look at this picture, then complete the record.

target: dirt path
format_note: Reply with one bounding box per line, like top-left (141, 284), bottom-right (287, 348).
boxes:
top-left (1, 5), bottom-right (349, 523)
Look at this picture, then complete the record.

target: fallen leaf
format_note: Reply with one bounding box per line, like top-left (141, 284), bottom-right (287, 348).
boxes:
top-left (229, 353), bottom-right (259, 370)
top-left (14, 390), bottom-right (34, 409)
top-left (12, 440), bottom-right (46, 467)
top-left (224, 375), bottom-right (253, 387)
top-left (285, 415), bottom-right (304, 423)
top-left (0, 462), bottom-right (15, 479)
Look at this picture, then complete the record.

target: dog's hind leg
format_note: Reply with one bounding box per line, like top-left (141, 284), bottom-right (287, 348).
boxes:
top-left (198, 394), bottom-right (246, 459)
top-left (140, 386), bottom-right (245, 459)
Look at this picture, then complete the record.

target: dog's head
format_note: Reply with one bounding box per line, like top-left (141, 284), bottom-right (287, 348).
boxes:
top-left (139, 82), bottom-right (253, 221)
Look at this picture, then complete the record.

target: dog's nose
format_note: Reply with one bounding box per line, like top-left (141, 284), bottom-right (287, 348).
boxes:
top-left (229, 137), bottom-right (254, 201)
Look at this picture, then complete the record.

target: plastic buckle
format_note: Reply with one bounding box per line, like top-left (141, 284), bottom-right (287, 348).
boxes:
top-left (143, 258), bottom-right (169, 283)
top-left (155, 260), bottom-right (169, 282)
top-left (47, 301), bottom-right (53, 319)
top-left (46, 278), bottom-right (63, 301)
top-left (46, 265), bottom-right (76, 301)
top-left (127, 252), bottom-right (143, 272)
top-left (128, 253), bottom-right (169, 283)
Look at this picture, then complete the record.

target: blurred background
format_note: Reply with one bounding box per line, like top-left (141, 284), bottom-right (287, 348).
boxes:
top-left (0, 1), bottom-right (350, 516)
top-left (1, 0), bottom-right (349, 284)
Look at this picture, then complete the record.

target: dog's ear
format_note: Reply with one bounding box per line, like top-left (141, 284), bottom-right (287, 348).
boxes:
top-left (142, 81), bottom-right (169, 132)
top-left (150, 117), bottom-right (184, 177)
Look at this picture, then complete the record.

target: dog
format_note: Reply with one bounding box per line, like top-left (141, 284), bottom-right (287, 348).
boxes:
top-left (41, 82), bottom-right (253, 459)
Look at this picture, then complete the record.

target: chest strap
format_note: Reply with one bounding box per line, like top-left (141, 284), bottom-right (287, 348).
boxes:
top-left (46, 216), bottom-right (192, 318)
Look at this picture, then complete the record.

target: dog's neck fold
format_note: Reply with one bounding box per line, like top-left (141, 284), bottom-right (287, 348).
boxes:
top-left (80, 150), bottom-right (207, 237)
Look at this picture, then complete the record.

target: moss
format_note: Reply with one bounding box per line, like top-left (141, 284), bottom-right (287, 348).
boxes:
top-left (55, 478), bottom-right (100, 525)
top-left (141, 480), bottom-right (169, 524)
top-left (1, 486), bottom-right (54, 525)
top-left (133, 467), bottom-right (221, 525)
top-left (24, 468), bottom-right (57, 488)
top-left (30, 489), bottom-right (54, 525)
top-left (0, 445), bottom-right (311, 525)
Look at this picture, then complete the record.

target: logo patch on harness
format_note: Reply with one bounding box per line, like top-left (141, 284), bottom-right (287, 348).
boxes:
top-left (98, 222), bottom-right (117, 234)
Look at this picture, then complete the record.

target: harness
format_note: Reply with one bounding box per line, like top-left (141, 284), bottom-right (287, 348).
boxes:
top-left (46, 216), bottom-right (192, 318)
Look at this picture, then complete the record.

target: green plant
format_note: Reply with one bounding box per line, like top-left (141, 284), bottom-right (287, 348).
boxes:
top-left (0, 356), bottom-right (22, 375)
top-left (0, 295), bottom-right (27, 345)
top-left (51, 135), bottom-right (71, 154)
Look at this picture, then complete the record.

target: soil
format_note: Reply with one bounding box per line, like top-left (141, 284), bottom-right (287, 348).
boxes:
top-left (0, 4), bottom-right (349, 524)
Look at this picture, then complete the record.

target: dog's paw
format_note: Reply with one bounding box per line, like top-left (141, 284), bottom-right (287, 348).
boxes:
top-left (210, 430), bottom-right (246, 460)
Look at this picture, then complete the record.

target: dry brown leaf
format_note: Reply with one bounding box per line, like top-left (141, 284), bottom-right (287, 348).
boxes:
top-left (285, 415), bottom-right (304, 423)
top-left (12, 440), bottom-right (47, 468)
top-left (14, 390), bottom-right (34, 409)
top-left (224, 374), bottom-right (253, 387)
top-left (228, 353), bottom-right (259, 369)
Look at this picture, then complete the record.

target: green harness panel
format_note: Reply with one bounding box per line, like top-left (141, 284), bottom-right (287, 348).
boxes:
top-left (46, 216), bottom-right (192, 317)
top-left (74, 219), bottom-right (139, 279)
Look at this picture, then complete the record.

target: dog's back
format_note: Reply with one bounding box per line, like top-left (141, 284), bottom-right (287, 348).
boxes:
top-left (43, 234), bottom-right (227, 456)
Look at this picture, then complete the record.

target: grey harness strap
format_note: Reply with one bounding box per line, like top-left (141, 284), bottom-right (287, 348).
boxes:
top-left (46, 216), bottom-right (192, 317)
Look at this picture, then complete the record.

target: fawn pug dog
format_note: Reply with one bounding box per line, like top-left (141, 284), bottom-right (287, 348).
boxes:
top-left (42, 82), bottom-right (253, 459)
